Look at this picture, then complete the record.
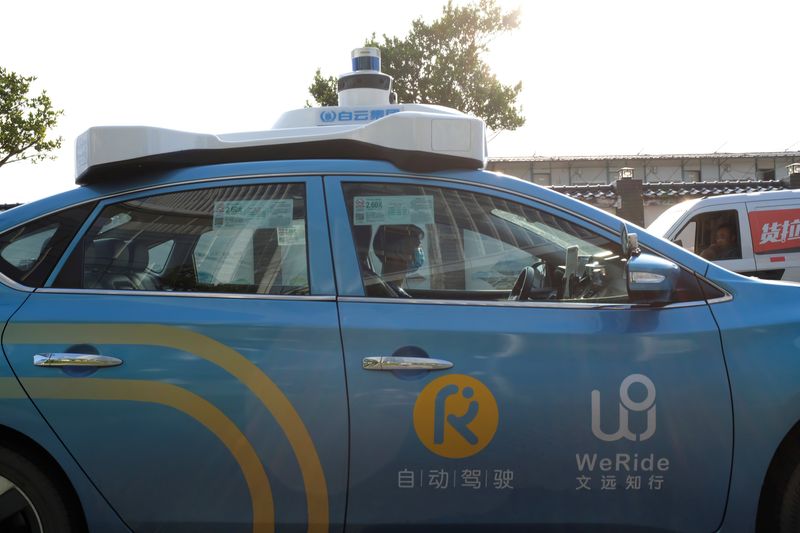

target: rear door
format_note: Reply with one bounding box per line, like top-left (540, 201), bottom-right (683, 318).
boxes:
top-left (328, 175), bottom-right (732, 532)
top-left (3, 176), bottom-right (348, 532)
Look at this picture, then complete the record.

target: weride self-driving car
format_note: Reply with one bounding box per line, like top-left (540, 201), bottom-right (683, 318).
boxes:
top-left (0, 48), bottom-right (798, 533)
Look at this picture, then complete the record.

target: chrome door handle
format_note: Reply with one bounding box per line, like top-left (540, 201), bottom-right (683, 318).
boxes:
top-left (33, 353), bottom-right (123, 368)
top-left (362, 356), bottom-right (453, 371)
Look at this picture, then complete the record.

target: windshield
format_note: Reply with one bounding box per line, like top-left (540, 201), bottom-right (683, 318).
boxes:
top-left (647, 200), bottom-right (699, 237)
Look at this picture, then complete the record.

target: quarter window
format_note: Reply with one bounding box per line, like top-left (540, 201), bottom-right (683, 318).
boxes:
top-left (0, 203), bottom-right (96, 287)
top-left (54, 183), bottom-right (309, 295)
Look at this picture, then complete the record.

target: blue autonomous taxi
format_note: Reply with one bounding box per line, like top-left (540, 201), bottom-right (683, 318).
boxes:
top-left (0, 48), bottom-right (798, 533)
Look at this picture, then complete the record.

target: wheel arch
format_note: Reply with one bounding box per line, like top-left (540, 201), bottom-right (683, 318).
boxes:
top-left (756, 417), bottom-right (800, 531)
top-left (0, 422), bottom-right (88, 532)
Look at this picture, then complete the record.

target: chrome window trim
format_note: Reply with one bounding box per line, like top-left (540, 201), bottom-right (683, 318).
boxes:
top-left (34, 287), bottom-right (335, 301)
top-left (0, 271), bottom-right (35, 293)
top-left (697, 275), bottom-right (733, 304)
top-left (337, 295), bottom-right (706, 310)
top-left (707, 292), bottom-right (734, 304)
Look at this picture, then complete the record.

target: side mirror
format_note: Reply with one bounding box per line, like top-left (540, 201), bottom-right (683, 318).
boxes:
top-left (627, 253), bottom-right (680, 304)
top-left (620, 223), bottom-right (641, 259)
top-left (621, 223), bottom-right (629, 257)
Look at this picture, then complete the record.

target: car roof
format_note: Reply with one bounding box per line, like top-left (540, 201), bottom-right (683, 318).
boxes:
top-left (0, 157), bottom-right (713, 278)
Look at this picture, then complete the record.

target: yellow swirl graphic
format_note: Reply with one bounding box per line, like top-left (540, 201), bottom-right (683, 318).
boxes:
top-left (6, 323), bottom-right (329, 533)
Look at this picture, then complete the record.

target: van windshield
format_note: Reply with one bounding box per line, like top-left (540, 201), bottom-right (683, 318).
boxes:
top-left (647, 200), bottom-right (699, 237)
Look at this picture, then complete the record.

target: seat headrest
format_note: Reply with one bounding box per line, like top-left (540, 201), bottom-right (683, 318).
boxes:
top-left (372, 225), bottom-right (424, 265)
top-left (86, 238), bottom-right (129, 268)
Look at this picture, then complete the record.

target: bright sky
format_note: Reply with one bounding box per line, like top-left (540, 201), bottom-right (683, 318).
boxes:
top-left (2, 0), bottom-right (799, 203)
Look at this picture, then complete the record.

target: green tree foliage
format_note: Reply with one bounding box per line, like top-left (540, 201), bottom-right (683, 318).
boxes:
top-left (308, 0), bottom-right (524, 131)
top-left (0, 67), bottom-right (63, 170)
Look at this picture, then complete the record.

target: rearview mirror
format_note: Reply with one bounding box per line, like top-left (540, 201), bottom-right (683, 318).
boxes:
top-left (627, 253), bottom-right (680, 304)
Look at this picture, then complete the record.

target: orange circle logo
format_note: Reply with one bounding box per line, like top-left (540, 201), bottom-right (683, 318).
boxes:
top-left (413, 374), bottom-right (499, 459)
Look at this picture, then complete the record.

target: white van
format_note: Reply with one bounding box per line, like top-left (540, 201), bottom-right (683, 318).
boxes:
top-left (648, 189), bottom-right (800, 282)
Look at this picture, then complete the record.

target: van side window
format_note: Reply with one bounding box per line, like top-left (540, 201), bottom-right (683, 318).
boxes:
top-left (678, 210), bottom-right (741, 261)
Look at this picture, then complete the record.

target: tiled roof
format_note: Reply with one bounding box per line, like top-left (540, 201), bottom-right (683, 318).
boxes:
top-left (490, 151), bottom-right (800, 163)
top-left (550, 184), bottom-right (616, 201)
top-left (641, 180), bottom-right (785, 199)
top-left (551, 179), bottom-right (786, 201)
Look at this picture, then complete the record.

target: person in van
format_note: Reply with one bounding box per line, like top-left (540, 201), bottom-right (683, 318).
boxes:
top-left (700, 223), bottom-right (740, 261)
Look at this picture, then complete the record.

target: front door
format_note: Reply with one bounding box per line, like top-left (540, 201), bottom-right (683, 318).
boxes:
top-left (3, 177), bottom-right (347, 532)
top-left (327, 176), bottom-right (732, 532)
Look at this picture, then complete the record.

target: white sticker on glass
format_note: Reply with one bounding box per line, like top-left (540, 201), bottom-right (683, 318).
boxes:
top-left (278, 221), bottom-right (306, 246)
top-left (353, 196), bottom-right (434, 226)
top-left (213, 200), bottom-right (293, 229)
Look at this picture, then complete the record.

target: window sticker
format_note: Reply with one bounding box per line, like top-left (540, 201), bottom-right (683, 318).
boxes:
top-left (353, 195), bottom-right (434, 226)
top-left (278, 221), bottom-right (306, 246)
top-left (213, 200), bottom-right (293, 229)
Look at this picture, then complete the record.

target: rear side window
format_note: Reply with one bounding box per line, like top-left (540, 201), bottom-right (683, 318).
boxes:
top-left (0, 203), bottom-right (96, 287)
top-left (54, 183), bottom-right (309, 295)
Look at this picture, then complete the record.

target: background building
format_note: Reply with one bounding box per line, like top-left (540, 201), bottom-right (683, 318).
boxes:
top-left (488, 152), bottom-right (800, 226)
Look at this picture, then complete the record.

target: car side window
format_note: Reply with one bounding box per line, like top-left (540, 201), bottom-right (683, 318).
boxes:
top-left (0, 203), bottom-right (96, 288)
top-left (53, 183), bottom-right (309, 295)
top-left (342, 182), bottom-right (633, 302)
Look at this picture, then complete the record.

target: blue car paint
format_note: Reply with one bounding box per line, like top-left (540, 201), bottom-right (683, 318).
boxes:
top-left (325, 174), bottom-right (731, 531)
top-left (5, 294), bottom-right (348, 532)
top-left (698, 265), bottom-right (800, 532)
top-left (338, 300), bottom-right (732, 531)
top-left (0, 157), bottom-right (794, 531)
top-left (2, 175), bottom-right (347, 531)
top-left (0, 284), bottom-right (130, 531)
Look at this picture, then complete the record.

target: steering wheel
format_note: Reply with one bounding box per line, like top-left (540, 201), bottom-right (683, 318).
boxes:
top-left (508, 266), bottom-right (535, 301)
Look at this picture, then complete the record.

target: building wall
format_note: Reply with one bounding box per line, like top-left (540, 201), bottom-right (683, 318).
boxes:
top-left (486, 153), bottom-right (800, 227)
top-left (488, 153), bottom-right (800, 186)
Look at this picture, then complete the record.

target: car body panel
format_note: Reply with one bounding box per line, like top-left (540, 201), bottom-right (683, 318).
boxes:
top-left (0, 158), bottom-right (796, 532)
top-left (1, 175), bottom-right (348, 532)
top-left (0, 283), bottom-right (129, 532)
top-left (327, 175), bottom-right (732, 531)
top-left (338, 299), bottom-right (732, 532)
top-left (704, 265), bottom-right (800, 532)
top-left (4, 294), bottom-right (348, 532)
